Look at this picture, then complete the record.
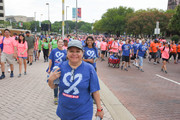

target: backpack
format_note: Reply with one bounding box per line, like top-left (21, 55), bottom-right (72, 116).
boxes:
top-left (0, 37), bottom-right (5, 51)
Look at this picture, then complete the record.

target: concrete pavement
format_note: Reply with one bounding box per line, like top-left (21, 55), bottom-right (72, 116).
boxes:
top-left (0, 56), bottom-right (115, 120)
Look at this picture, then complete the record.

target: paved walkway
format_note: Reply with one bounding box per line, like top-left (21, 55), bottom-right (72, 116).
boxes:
top-left (0, 56), bottom-right (113, 120)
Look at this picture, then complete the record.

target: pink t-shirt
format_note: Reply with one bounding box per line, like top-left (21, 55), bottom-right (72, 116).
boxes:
top-left (111, 42), bottom-right (119, 53)
top-left (160, 47), bottom-right (171, 59)
top-left (17, 41), bottom-right (28, 57)
top-left (100, 41), bottom-right (107, 51)
top-left (0, 37), bottom-right (16, 54)
top-left (63, 46), bottom-right (67, 50)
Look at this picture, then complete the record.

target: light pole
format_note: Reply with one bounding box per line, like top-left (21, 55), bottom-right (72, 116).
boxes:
top-left (34, 12), bottom-right (37, 34)
top-left (46, 3), bottom-right (50, 34)
top-left (66, 6), bottom-right (69, 34)
top-left (62, 0), bottom-right (65, 39)
top-left (76, 0), bottom-right (78, 37)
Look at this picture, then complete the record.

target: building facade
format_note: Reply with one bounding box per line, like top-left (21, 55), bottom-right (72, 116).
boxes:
top-left (0, 0), bottom-right (5, 21)
top-left (168, 0), bottom-right (180, 9)
top-left (5, 16), bottom-right (35, 23)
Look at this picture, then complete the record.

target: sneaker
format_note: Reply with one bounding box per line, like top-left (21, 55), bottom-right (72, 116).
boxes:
top-left (161, 69), bottom-right (164, 72)
top-left (10, 73), bottom-right (14, 78)
top-left (121, 66), bottom-right (123, 70)
top-left (128, 65), bottom-right (131, 68)
top-left (54, 98), bottom-right (58, 105)
top-left (0, 75), bottom-right (5, 79)
top-left (29, 63), bottom-right (32, 66)
top-left (140, 69), bottom-right (144, 72)
top-left (27, 61), bottom-right (29, 64)
top-left (154, 62), bottom-right (157, 65)
top-left (24, 72), bottom-right (27, 75)
top-left (157, 61), bottom-right (160, 64)
top-left (165, 71), bottom-right (168, 74)
top-left (124, 68), bottom-right (128, 71)
top-left (18, 74), bottom-right (21, 78)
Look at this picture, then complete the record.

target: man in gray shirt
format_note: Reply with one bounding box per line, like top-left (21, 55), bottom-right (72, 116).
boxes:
top-left (25, 31), bottom-right (35, 66)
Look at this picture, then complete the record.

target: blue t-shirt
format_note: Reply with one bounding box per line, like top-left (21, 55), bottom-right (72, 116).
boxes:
top-left (122, 44), bottom-right (131, 56)
top-left (82, 40), bottom-right (86, 47)
top-left (56, 61), bottom-right (100, 120)
top-left (138, 44), bottom-right (148, 57)
top-left (83, 46), bottom-right (99, 69)
top-left (133, 43), bottom-right (140, 54)
top-left (49, 48), bottom-right (67, 71)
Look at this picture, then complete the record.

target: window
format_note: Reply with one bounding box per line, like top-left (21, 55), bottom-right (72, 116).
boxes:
top-left (0, 6), bottom-right (3, 10)
top-left (0, 13), bottom-right (4, 17)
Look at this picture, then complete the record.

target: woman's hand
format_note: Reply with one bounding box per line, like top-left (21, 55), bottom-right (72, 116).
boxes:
top-left (48, 68), bottom-right (61, 89)
top-left (96, 110), bottom-right (104, 119)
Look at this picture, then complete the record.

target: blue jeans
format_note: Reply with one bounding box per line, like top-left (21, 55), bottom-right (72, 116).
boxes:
top-left (138, 56), bottom-right (144, 66)
top-left (54, 87), bottom-right (58, 98)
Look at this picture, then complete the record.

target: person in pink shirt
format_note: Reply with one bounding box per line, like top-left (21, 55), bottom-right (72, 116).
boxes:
top-left (0, 29), bottom-right (17, 79)
top-left (17, 34), bottom-right (28, 77)
top-left (100, 38), bottom-right (107, 61)
top-left (0, 31), bottom-right (3, 64)
top-left (160, 42), bottom-right (172, 74)
top-left (111, 38), bottom-right (119, 53)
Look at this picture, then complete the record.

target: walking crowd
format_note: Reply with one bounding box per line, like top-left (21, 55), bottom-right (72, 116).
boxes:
top-left (0, 28), bottom-right (179, 119)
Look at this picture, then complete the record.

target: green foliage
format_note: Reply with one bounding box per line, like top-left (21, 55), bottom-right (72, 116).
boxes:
top-left (93, 6), bottom-right (134, 36)
top-left (168, 5), bottom-right (180, 35)
top-left (171, 35), bottom-right (180, 43)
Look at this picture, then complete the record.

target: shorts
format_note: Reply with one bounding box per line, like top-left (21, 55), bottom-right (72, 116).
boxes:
top-left (152, 52), bottom-right (157, 59)
top-left (1, 52), bottom-right (14, 64)
top-left (162, 58), bottom-right (168, 62)
top-left (18, 56), bottom-right (27, 59)
top-left (131, 54), bottom-right (136, 60)
top-left (101, 51), bottom-right (106, 55)
top-left (28, 48), bottom-right (34, 56)
top-left (122, 55), bottom-right (129, 62)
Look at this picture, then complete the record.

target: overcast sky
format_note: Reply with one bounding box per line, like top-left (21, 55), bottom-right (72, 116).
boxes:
top-left (4, 0), bottom-right (169, 23)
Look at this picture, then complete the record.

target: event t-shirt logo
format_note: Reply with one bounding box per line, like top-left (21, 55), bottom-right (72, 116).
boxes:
top-left (87, 50), bottom-right (95, 59)
top-left (63, 72), bottom-right (82, 95)
top-left (55, 52), bottom-right (64, 62)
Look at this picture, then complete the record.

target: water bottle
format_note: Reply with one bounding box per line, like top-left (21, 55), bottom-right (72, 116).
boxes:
top-left (96, 116), bottom-right (102, 120)
top-left (52, 66), bottom-right (60, 85)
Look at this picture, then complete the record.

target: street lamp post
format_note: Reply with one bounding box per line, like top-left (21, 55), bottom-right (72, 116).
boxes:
top-left (76, 0), bottom-right (78, 37)
top-left (46, 3), bottom-right (50, 34)
top-left (62, 0), bottom-right (65, 39)
top-left (66, 6), bottom-right (69, 34)
top-left (34, 12), bottom-right (37, 34)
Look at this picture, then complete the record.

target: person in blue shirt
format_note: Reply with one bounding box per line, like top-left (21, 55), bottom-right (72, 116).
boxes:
top-left (48, 39), bottom-right (67, 105)
top-left (132, 39), bottom-right (140, 66)
top-left (48, 40), bottom-right (104, 120)
top-left (83, 36), bottom-right (99, 71)
top-left (136, 39), bottom-right (148, 72)
top-left (121, 39), bottom-right (132, 71)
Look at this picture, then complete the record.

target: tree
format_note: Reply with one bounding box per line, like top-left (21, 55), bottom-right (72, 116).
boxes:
top-left (93, 6), bottom-right (134, 37)
top-left (126, 9), bottom-right (174, 37)
top-left (168, 5), bottom-right (180, 35)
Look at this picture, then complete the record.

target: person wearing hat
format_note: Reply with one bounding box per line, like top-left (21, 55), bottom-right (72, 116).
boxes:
top-left (48, 40), bottom-right (104, 120)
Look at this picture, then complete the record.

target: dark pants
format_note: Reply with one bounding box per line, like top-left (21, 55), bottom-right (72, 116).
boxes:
top-left (43, 48), bottom-right (49, 61)
top-left (169, 52), bottom-right (177, 60)
top-left (54, 87), bottom-right (58, 98)
top-left (178, 52), bottom-right (180, 60)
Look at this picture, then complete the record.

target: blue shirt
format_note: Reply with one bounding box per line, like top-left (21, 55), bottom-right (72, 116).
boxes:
top-left (83, 46), bottom-right (99, 69)
top-left (138, 44), bottom-right (148, 57)
top-left (56, 61), bottom-right (100, 120)
top-left (49, 48), bottom-right (67, 71)
top-left (122, 44), bottom-right (131, 56)
top-left (133, 43), bottom-right (140, 54)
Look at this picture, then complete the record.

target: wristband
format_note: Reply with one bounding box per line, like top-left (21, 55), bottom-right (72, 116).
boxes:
top-left (97, 108), bottom-right (103, 112)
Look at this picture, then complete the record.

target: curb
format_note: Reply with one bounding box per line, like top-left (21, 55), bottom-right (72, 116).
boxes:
top-left (99, 79), bottom-right (136, 120)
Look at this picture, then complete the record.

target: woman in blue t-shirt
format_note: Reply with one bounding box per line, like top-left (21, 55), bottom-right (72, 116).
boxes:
top-left (48, 39), bottom-right (67, 105)
top-left (136, 39), bottom-right (148, 72)
top-left (48, 40), bottom-right (104, 120)
top-left (83, 36), bottom-right (99, 71)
